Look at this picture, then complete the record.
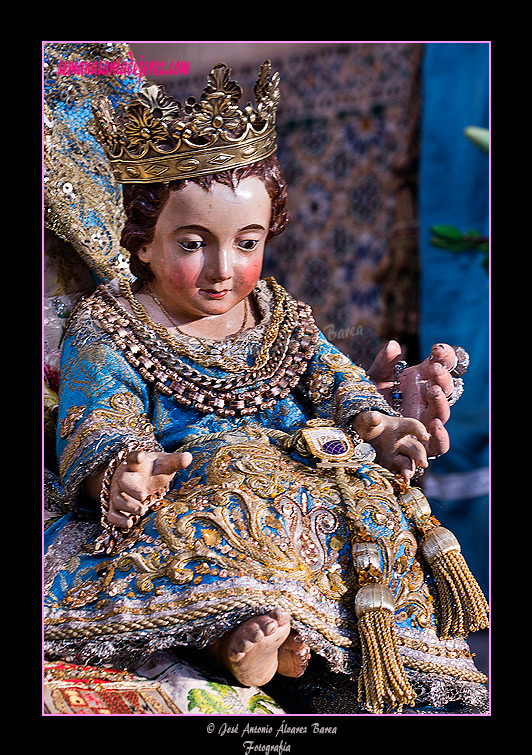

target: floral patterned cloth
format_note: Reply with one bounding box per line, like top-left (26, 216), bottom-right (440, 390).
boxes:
top-left (44, 656), bottom-right (284, 715)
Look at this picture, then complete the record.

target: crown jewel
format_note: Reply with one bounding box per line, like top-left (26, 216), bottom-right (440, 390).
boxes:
top-left (91, 60), bottom-right (280, 184)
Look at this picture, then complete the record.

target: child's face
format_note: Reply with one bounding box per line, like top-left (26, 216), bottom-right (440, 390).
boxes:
top-left (138, 177), bottom-right (271, 319)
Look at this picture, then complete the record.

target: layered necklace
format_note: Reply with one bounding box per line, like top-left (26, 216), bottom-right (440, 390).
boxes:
top-left (89, 277), bottom-right (319, 418)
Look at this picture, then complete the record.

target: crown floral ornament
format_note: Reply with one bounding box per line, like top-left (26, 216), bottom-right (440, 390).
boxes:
top-left (90, 60), bottom-right (280, 184)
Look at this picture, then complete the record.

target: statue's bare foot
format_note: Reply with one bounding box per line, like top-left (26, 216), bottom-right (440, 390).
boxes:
top-left (277, 631), bottom-right (311, 677)
top-left (209, 608), bottom-right (291, 687)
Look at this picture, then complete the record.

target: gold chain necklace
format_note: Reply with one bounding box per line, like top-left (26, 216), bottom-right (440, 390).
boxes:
top-left (145, 285), bottom-right (249, 347)
top-left (95, 281), bottom-right (319, 416)
top-left (118, 276), bottom-right (295, 373)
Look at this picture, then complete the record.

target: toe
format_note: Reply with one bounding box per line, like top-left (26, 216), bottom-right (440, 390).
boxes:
top-left (260, 617), bottom-right (279, 637)
top-left (232, 635), bottom-right (254, 656)
top-left (247, 622), bottom-right (266, 643)
top-left (226, 645), bottom-right (246, 661)
top-left (270, 608), bottom-right (290, 626)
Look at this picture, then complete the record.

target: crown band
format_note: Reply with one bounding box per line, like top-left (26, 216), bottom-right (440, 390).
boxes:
top-left (111, 130), bottom-right (277, 184)
top-left (91, 60), bottom-right (280, 184)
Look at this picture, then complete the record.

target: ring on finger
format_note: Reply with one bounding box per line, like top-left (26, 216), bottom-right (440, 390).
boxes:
top-left (450, 346), bottom-right (470, 376)
top-left (446, 377), bottom-right (464, 406)
top-left (412, 466), bottom-right (425, 481)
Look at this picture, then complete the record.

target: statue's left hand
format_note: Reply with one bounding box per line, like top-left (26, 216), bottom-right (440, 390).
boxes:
top-left (352, 411), bottom-right (430, 481)
top-left (368, 340), bottom-right (465, 458)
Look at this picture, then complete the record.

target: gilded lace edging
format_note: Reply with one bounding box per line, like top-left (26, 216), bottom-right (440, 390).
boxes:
top-left (406, 669), bottom-right (489, 714)
top-left (44, 596), bottom-right (487, 687)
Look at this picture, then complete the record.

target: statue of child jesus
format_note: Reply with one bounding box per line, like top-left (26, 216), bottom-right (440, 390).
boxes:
top-left (45, 65), bottom-right (487, 714)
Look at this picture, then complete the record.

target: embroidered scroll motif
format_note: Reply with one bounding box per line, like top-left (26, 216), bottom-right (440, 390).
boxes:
top-left (59, 405), bottom-right (87, 439)
top-left (59, 391), bottom-right (157, 478)
top-left (308, 349), bottom-right (394, 424)
top-left (149, 441), bottom-right (351, 598)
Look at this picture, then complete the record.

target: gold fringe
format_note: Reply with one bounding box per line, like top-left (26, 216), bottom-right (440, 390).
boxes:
top-left (356, 607), bottom-right (417, 714)
top-left (428, 548), bottom-right (489, 638)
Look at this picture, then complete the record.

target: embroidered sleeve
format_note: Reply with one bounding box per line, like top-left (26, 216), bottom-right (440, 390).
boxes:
top-left (304, 328), bottom-right (396, 430)
top-left (56, 306), bottom-right (162, 512)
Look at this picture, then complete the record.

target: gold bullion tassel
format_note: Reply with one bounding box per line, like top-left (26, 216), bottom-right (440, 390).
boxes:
top-left (398, 486), bottom-right (489, 638)
top-left (354, 583), bottom-right (417, 714)
top-left (420, 526), bottom-right (489, 637)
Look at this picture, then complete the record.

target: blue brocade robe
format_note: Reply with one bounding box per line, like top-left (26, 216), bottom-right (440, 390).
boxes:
top-left (44, 278), bottom-right (487, 711)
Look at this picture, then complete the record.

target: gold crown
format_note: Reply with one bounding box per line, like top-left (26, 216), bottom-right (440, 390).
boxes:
top-left (90, 60), bottom-right (280, 184)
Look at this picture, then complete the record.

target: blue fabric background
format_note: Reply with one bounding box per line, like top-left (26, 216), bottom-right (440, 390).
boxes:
top-left (419, 43), bottom-right (489, 591)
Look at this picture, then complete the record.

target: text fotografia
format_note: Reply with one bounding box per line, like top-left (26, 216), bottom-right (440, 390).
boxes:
top-left (207, 720), bottom-right (338, 752)
top-left (56, 51), bottom-right (190, 83)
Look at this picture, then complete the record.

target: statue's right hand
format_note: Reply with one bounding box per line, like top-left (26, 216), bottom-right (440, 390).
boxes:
top-left (107, 449), bottom-right (192, 529)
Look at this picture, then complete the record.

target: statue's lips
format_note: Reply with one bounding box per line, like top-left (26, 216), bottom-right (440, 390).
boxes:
top-left (200, 289), bottom-right (230, 299)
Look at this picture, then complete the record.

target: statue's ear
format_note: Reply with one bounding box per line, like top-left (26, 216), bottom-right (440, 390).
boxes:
top-left (138, 246), bottom-right (152, 263)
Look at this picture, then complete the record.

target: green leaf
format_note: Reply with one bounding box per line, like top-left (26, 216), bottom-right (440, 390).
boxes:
top-left (464, 126), bottom-right (489, 153)
top-left (187, 685), bottom-right (235, 714)
top-left (248, 692), bottom-right (282, 714)
top-left (430, 224), bottom-right (464, 241)
top-left (430, 225), bottom-right (488, 253)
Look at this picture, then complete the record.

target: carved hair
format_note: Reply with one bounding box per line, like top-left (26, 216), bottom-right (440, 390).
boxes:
top-left (120, 154), bottom-right (289, 282)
